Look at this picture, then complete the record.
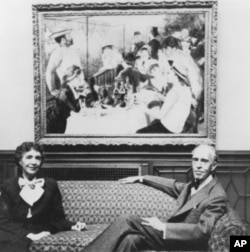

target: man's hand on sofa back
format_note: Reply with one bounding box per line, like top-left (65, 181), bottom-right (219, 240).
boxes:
top-left (119, 176), bottom-right (144, 184)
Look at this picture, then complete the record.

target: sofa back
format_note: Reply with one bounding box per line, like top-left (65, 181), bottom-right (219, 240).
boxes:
top-left (58, 181), bottom-right (176, 224)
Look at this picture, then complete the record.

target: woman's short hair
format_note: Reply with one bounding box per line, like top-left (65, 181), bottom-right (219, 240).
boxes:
top-left (148, 63), bottom-right (160, 73)
top-left (15, 142), bottom-right (45, 168)
top-left (162, 36), bottom-right (180, 49)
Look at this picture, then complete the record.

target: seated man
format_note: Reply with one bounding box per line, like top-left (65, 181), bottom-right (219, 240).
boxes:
top-left (82, 144), bottom-right (228, 252)
top-left (99, 42), bottom-right (123, 72)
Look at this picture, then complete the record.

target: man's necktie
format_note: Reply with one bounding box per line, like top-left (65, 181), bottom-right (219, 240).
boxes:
top-left (190, 179), bottom-right (200, 190)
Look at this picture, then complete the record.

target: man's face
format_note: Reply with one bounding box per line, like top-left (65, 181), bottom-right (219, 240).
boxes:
top-left (192, 146), bottom-right (215, 182)
top-left (103, 47), bottom-right (112, 56)
top-left (70, 73), bottom-right (85, 92)
top-left (134, 34), bottom-right (141, 43)
top-left (19, 149), bottom-right (42, 178)
top-left (181, 29), bottom-right (189, 40)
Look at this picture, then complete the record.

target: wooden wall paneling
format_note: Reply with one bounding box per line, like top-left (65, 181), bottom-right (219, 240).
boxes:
top-left (40, 162), bottom-right (149, 180)
top-left (0, 151), bottom-right (16, 184)
top-left (217, 151), bottom-right (250, 233)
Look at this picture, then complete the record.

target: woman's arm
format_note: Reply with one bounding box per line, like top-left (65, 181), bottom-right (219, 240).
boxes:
top-left (144, 89), bottom-right (179, 120)
top-left (0, 187), bottom-right (29, 238)
top-left (48, 181), bottom-right (75, 232)
top-left (48, 180), bottom-right (86, 232)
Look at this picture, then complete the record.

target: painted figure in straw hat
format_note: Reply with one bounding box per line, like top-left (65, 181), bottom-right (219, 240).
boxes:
top-left (159, 36), bottom-right (203, 108)
top-left (46, 29), bottom-right (84, 96)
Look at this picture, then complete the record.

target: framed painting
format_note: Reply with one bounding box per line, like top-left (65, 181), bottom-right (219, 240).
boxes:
top-left (33, 0), bottom-right (217, 146)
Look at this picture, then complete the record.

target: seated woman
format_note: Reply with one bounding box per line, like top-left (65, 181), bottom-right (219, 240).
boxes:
top-left (136, 63), bottom-right (168, 108)
top-left (0, 142), bottom-right (86, 252)
top-left (136, 62), bottom-right (192, 134)
top-left (135, 45), bottom-right (158, 75)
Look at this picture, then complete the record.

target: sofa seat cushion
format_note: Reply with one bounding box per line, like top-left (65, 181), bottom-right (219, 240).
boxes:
top-left (29, 224), bottom-right (109, 252)
top-left (29, 221), bottom-right (208, 252)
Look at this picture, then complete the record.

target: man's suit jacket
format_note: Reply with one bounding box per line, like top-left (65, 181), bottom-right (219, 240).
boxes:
top-left (142, 175), bottom-right (228, 241)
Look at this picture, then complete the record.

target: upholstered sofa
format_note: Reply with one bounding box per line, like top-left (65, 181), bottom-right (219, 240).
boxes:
top-left (30, 181), bottom-right (246, 252)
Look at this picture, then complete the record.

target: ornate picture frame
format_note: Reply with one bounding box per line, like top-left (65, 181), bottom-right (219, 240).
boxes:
top-left (33, 0), bottom-right (217, 146)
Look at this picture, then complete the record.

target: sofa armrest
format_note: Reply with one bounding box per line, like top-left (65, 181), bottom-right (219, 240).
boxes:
top-left (208, 207), bottom-right (247, 252)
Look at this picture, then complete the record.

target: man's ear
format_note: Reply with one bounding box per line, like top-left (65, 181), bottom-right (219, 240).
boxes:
top-left (211, 162), bottom-right (217, 172)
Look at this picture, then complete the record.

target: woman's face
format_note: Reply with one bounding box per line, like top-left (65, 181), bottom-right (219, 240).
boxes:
top-left (141, 49), bottom-right (150, 59)
top-left (69, 73), bottom-right (85, 91)
top-left (166, 68), bottom-right (178, 85)
top-left (163, 47), bottom-right (176, 58)
top-left (151, 66), bottom-right (163, 90)
top-left (19, 149), bottom-right (42, 179)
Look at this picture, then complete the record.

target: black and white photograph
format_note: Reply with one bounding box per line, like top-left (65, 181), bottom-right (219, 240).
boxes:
top-left (0, 0), bottom-right (250, 252)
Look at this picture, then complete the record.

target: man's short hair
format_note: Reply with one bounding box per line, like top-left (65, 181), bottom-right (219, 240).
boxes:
top-left (50, 29), bottom-right (71, 44)
top-left (192, 144), bottom-right (217, 163)
top-left (102, 45), bottom-right (113, 51)
top-left (134, 31), bottom-right (141, 36)
top-left (54, 35), bottom-right (66, 44)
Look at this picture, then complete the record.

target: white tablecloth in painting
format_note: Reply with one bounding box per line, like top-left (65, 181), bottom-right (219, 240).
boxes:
top-left (65, 106), bottom-right (149, 135)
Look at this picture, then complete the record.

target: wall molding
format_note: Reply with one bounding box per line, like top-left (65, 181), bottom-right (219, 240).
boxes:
top-left (0, 148), bottom-right (250, 161)
top-left (1, 149), bottom-right (250, 166)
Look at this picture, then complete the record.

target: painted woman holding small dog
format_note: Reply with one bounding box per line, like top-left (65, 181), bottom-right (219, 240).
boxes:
top-left (136, 61), bottom-right (192, 134)
top-left (0, 142), bottom-right (86, 252)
